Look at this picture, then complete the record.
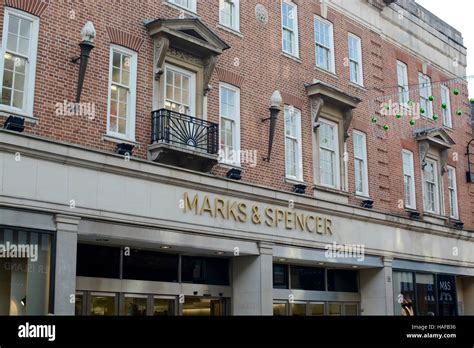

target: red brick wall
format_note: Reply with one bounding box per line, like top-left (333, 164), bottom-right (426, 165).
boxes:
top-left (1, 0), bottom-right (472, 229)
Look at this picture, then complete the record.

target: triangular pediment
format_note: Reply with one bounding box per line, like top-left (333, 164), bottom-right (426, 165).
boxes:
top-left (413, 127), bottom-right (455, 149)
top-left (146, 17), bottom-right (230, 56)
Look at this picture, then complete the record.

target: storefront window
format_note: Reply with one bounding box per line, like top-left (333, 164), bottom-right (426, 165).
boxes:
top-left (290, 265), bottom-right (325, 291)
top-left (181, 256), bottom-right (229, 286)
top-left (327, 269), bottom-right (358, 292)
top-left (76, 244), bottom-right (121, 279)
top-left (273, 264), bottom-right (289, 289)
top-left (392, 271), bottom-right (415, 316)
top-left (416, 273), bottom-right (437, 315)
top-left (0, 229), bottom-right (52, 315)
top-left (437, 274), bottom-right (457, 316)
top-left (123, 249), bottom-right (179, 282)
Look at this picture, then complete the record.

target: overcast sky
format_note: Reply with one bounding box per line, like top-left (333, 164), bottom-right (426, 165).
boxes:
top-left (415, 0), bottom-right (473, 97)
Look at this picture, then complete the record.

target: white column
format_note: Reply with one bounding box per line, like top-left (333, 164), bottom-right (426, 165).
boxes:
top-left (54, 214), bottom-right (80, 315)
top-left (359, 257), bottom-right (393, 315)
top-left (232, 242), bottom-right (273, 315)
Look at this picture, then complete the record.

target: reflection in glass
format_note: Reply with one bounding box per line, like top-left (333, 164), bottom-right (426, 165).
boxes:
top-left (273, 303), bottom-right (287, 316)
top-left (0, 229), bottom-right (52, 315)
top-left (90, 294), bottom-right (115, 316)
top-left (438, 274), bottom-right (456, 316)
top-left (392, 271), bottom-right (415, 316)
top-left (182, 298), bottom-right (225, 316)
top-left (124, 296), bottom-right (147, 316)
top-left (153, 298), bottom-right (174, 316)
top-left (416, 273), bottom-right (437, 316)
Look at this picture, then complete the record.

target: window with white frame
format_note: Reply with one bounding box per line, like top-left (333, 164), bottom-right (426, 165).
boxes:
top-left (353, 131), bottom-right (368, 196)
top-left (164, 64), bottom-right (196, 116)
top-left (447, 166), bottom-right (459, 219)
top-left (319, 119), bottom-right (339, 188)
top-left (402, 150), bottom-right (416, 209)
top-left (281, 0), bottom-right (299, 57)
top-left (219, 83), bottom-right (240, 165)
top-left (423, 159), bottom-right (440, 214)
top-left (167, 0), bottom-right (197, 12)
top-left (348, 34), bottom-right (363, 85)
top-left (0, 8), bottom-right (39, 116)
top-left (107, 45), bottom-right (137, 140)
top-left (284, 106), bottom-right (303, 181)
top-left (396, 61), bottom-right (409, 105)
top-left (419, 73), bottom-right (433, 118)
top-left (219, 0), bottom-right (239, 31)
top-left (314, 16), bottom-right (334, 72)
top-left (440, 85), bottom-right (452, 128)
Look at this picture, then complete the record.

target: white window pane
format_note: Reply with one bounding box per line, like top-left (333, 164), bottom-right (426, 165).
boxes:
top-left (19, 19), bottom-right (31, 38)
top-left (18, 37), bottom-right (29, 55)
top-left (2, 68), bottom-right (13, 89)
top-left (9, 16), bottom-right (19, 34)
top-left (12, 90), bottom-right (23, 108)
top-left (7, 33), bottom-right (18, 52)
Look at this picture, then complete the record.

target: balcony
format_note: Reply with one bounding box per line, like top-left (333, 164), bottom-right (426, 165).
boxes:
top-left (149, 109), bottom-right (219, 172)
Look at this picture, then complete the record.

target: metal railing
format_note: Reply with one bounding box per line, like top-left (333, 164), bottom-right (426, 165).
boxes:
top-left (151, 109), bottom-right (219, 155)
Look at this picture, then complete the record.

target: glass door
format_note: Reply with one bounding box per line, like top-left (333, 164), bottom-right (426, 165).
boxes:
top-left (122, 294), bottom-right (148, 316)
top-left (153, 297), bottom-right (176, 316)
top-left (343, 303), bottom-right (358, 315)
top-left (309, 302), bottom-right (325, 316)
top-left (182, 297), bottom-right (226, 316)
top-left (291, 302), bottom-right (307, 316)
top-left (328, 303), bottom-right (342, 316)
top-left (273, 302), bottom-right (288, 316)
top-left (89, 292), bottom-right (117, 316)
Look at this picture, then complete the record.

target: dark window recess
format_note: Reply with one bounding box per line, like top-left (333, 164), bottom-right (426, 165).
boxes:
top-left (181, 256), bottom-right (229, 286)
top-left (290, 266), bottom-right (325, 291)
top-left (122, 249), bottom-right (179, 282)
top-left (76, 244), bottom-right (121, 279)
top-left (327, 269), bottom-right (358, 292)
top-left (273, 264), bottom-right (289, 289)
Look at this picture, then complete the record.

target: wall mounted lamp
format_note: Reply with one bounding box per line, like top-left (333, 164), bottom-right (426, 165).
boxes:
top-left (71, 21), bottom-right (96, 103)
top-left (262, 90), bottom-right (282, 162)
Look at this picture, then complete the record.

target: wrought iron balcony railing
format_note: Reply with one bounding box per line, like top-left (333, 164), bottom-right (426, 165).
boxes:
top-left (151, 109), bottom-right (219, 155)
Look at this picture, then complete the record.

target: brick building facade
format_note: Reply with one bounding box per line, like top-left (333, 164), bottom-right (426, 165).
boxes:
top-left (0, 0), bottom-right (473, 316)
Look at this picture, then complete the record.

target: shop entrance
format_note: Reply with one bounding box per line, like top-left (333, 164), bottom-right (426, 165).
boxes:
top-left (75, 291), bottom-right (229, 316)
top-left (273, 301), bottom-right (359, 316)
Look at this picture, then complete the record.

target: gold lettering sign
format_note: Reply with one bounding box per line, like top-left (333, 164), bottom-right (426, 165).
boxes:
top-left (183, 192), bottom-right (333, 235)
